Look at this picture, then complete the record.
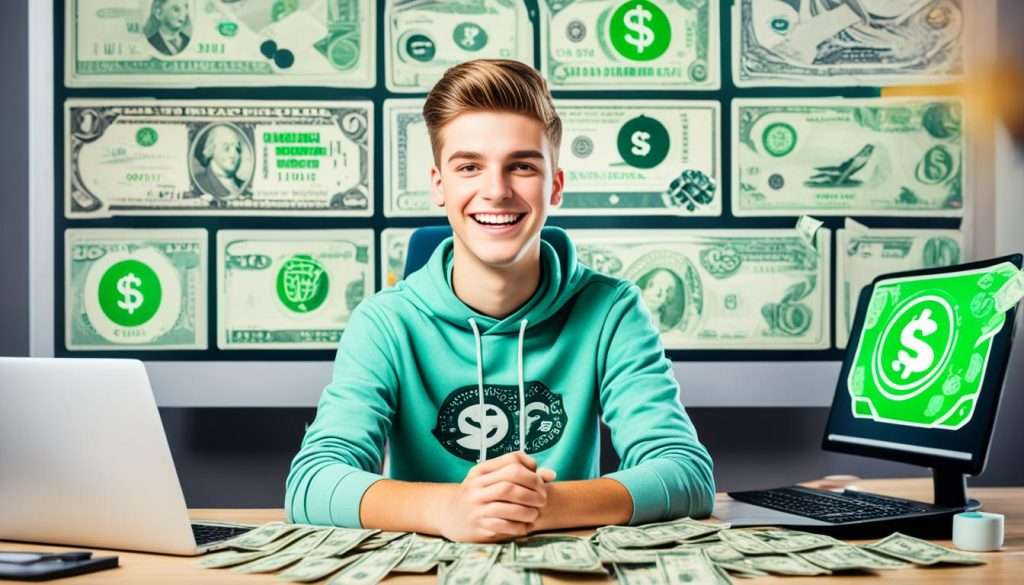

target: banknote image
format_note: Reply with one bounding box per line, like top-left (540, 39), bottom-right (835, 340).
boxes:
top-left (65, 228), bottom-right (207, 350)
top-left (381, 228), bottom-right (416, 288)
top-left (571, 229), bottom-right (831, 349)
top-left (540, 0), bottom-right (719, 90)
top-left (65, 0), bottom-right (376, 87)
top-left (217, 230), bottom-right (373, 350)
top-left (65, 100), bottom-right (373, 217)
top-left (383, 99), bottom-right (721, 217)
top-left (733, 0), bottom-right (964, 86)
top-left (848, 262), bottom-right (1019, 429)
top-left (836, 228), bottom-right (965, 348)
top-left (733, 98), bottom-right (965, 216)
top-left (384, 0), bottom-right (534, 93)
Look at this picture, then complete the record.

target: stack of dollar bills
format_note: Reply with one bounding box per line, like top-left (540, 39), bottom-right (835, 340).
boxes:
top-left (197, 518), bottom-right (984, 584)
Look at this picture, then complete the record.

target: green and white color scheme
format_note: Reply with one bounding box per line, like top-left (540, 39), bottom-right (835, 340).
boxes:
top-left (217, 230), bottom-right (373, 350)
top-left (65, 228), bottom-right (207, 350)
top-left (733, 98), bottom-right (965, 216)
top-left (540, 0), bottom-right (719, 90)
top-left (384, 99), bottom-right (720, 217)
top-left (848, 261), bottom-right (1020, 429)
top-left (383, 99), bottom-right (435, 217)
top-left (65, 0), bottom-right (375, 87)
top-left (557, 100), bottom-right (720, 216)
top-left (837, 226), bottom-right (965, 348)
top-left (381, 227), bottom-right (416, 289)
top-left (732, 0), bottom-right (963, 87)
top-left (65, 99), bottom-right (373, 218)
top-left (570, 229), bottom-right (831, 349)
top-left (384, 0), bottom-right (534, 93)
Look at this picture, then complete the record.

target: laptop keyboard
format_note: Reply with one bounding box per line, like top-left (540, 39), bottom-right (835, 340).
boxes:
top-left (728, 487), bottom-right (938, 523)
top-left (192, 523), bottom-right (253, 546)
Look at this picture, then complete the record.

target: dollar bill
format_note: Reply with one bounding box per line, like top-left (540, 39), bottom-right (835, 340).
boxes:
top-left (233, 528), bottom-right (334, 574)
top-left (733, 98), bottom-right (965, 217)
top-left (614, 562), bottom-right (664, 585)
top-left (555, 101), bottom-right (721, 216)
top-left (836, 227), bottom-right (964, 348)
top-left (863, 532), bottom-right (985, 565)
top-left (65, 228), bottom-right (207, 351)
top-left (745, 553), bottom-right (831, 576)
top-left (354, 531), bottom-right (410, 551)
top-left (308, 528), bottom-right (378, 559)
top-left (65, 0), bottom-right (375, 87)
top-left (540, 0), bottom-right (720, 90)
top-left (509, 535), bottom-right (606, 573)
top-left (438, 544), bottom-right (501, 585)
top-left (484, 562), bottom-right (542, 585)
top-left (571, 229), bottom-right (831, 349)
top-left (65, 99), bottom-right (373, 218)
top-left (384, 99), bottom-right (721, 217)
top-left (380, 228), bottom-right (416, 288)
top-left (384, 0), bottom-right (533, 93)
top-left (196, 526), bottom-right (317, 568)
top-left (736, 529), bottom-right (841, 554)
top-left (655, 550), bottom-right (730, 585)
top-left (799, 545), bottom-right (910, 571)
top-left (328, 534), bottom-right (414, 585)
top-left (279, 553), bottom-right (363, 583)
top-left (392, 534), bottom-right (446, 573)
top-left (599, 518), bottom-right (722, 549)
top-left (733, 0), bottom-right (963, 87)
top-left (216, 230), bottom-right (373, 350)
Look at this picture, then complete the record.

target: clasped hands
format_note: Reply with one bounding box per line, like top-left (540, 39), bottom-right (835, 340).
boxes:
top-left (434, 451), bottom-right (556, 543)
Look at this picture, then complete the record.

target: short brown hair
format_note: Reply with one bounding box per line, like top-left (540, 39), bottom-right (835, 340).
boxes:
top-left (422, 59), bottom-right (562, 169)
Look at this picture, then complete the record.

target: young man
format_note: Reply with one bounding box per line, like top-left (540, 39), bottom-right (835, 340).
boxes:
top-left (286, 59), bottom-right (714, 543)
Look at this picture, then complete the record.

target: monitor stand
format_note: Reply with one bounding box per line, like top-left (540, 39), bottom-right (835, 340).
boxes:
top-left (933, 466), bottom-right (981, 511)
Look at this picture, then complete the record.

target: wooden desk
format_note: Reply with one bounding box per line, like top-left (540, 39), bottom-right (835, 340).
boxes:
top-left (1, 478), bottom-right (1020, 584)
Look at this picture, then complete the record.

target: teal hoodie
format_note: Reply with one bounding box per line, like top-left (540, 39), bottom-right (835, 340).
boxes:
top-left (285, 227), bottom-right (714, 528)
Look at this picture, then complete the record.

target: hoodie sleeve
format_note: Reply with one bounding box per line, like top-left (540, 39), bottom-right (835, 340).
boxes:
top-left (284, 302), bottom-right (398, 528)
top-left (599, 283), bottom-right (716, 524)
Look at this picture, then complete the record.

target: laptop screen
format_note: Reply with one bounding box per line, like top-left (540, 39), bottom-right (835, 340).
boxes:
top-left (823, 255), bottom-right (1023, 475)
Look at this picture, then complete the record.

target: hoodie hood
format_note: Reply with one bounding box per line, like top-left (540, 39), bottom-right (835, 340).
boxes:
top-left (403, 226), bottom-right (587, 334)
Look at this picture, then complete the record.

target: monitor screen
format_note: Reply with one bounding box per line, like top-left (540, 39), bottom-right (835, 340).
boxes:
top-left (823, 255), bottom-right (1023, 475)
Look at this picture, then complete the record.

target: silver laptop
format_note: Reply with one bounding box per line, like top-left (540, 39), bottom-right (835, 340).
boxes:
top-left (0, 358), bottom-right (254, 555)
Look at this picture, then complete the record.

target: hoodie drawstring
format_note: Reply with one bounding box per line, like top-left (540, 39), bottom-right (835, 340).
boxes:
top-left (466, 317), bottom-right (529, 463)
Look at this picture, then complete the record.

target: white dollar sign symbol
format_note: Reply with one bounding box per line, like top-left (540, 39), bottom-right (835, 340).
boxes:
top-left (116, 272), bottom-right (144, 315)
top-left (623, 4), bottom-right (655, 54)
top-left (631, 130), bottom-right (651, 156)
top-left (892, 308), bottom-right (937, 380)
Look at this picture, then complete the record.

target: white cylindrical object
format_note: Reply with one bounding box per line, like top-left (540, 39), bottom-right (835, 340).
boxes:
top-left (952, 511), bottom-right (1004, 552)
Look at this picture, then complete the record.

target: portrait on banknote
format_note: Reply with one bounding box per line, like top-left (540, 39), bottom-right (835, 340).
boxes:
top-left (143, 0), bottom-right (193, 57)
top-left (189, 122), bottom-right (254, 203)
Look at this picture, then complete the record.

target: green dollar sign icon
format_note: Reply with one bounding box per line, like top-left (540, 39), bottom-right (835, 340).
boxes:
top-left (877, 296), bottom-right (954, 398)
top-left (617, 115), bottom-right (669, 169)
top-left (277, 255), bottom-right (329, 313)
top-left (98, 259), bottom-right (162, 327)
top-left (609, 0), bottom-right (671, 62)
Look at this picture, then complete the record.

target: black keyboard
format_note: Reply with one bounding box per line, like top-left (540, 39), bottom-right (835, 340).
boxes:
top-left (191, 523), bottom-right (253, 546)
top-left (728, 486), bottom-right (940, 524)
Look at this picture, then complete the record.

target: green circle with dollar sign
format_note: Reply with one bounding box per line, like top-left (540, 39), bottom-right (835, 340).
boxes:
top-left (277, 255), bottom-right (329, 314)
top-left (617, 115), bottom-right (669, 169)
top-left (609, 0), bottom-right (671, 62)
top-left (874, 294), bottom-right (956, 400)
top-left (97, 260), bottom-right (162, 327)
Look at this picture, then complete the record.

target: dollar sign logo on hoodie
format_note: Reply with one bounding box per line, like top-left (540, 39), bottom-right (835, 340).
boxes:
top-left (432, 381), bottom-right (567, 462)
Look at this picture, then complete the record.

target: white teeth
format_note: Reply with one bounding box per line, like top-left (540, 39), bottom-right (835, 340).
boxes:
top-left (473, 213), bottom-right (522, 225)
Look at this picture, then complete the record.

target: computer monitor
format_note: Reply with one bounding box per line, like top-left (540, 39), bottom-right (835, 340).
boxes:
top-left (823, 254), bottom-right (1022, 510)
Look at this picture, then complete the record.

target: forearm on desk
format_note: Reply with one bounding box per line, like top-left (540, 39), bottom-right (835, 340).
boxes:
top-left (533, 478), bottom-right (633, 532)
top-left (359, 479), bottom-right (455, 535)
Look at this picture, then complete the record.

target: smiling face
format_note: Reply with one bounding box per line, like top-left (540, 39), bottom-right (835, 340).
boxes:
top-left (430, 111), bottom-right (563, 269)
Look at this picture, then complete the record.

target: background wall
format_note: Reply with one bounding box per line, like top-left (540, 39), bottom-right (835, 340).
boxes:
top-left (3, 1), bottom-right (1022, 507)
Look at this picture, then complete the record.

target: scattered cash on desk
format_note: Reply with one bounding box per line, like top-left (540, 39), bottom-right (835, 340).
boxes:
top-left (195, 519), bottom-right (984, 584)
